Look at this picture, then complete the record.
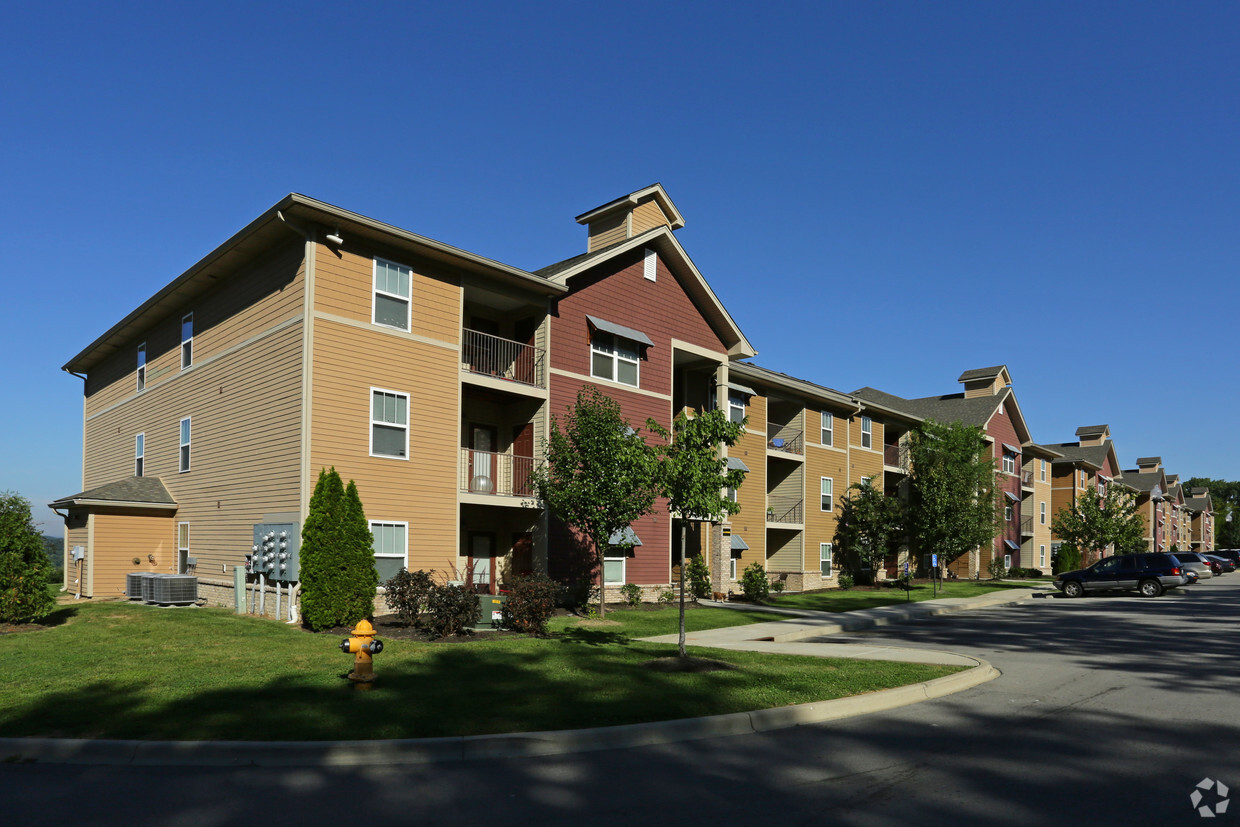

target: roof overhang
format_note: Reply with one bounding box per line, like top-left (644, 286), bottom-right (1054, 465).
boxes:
top-left (575, 183), bottom-right (685, 230)
top-left (48, 497), bottom-right (177, 512)
top-left (729, 362), bottom-right (863, 413)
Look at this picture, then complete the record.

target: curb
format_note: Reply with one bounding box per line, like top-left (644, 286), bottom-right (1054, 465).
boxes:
top-left (0, 658), bottom-right (997, 768)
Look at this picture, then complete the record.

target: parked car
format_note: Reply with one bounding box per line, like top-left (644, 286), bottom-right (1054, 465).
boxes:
top-left (1053, 552), bottom-right (1189, 598)
top-left (1212, 549), bottom-right (1240, 569)
top-left (1205, 554), bottom-right (1236, 574)
top-left (1171, 551), bottom-right (1215, 580)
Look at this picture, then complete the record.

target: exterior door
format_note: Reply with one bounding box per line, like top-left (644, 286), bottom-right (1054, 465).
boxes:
top-left (469, 424), bottom-right (497, 493)
top-left (469, 532), bottom-right (495, 594)
top-left (512, 423), bottom-right (534, 496)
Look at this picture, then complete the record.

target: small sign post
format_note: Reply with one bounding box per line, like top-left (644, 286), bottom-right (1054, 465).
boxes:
top-left (932, 554), bottom-right (939, 596)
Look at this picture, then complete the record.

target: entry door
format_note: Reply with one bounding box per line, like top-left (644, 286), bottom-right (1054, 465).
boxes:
top-left (469, 424), bottom-right (497, 493)
top-left (512, 423), bottom-right (534, 496)
top-left (470, 533), bottom-right (495, 594)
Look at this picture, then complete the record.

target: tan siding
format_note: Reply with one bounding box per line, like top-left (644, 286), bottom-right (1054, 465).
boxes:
top-left (767, 531), bottom-right (802, 571)
top-left (65, 512), bottom-right (89, 594)
top-left (310, 318), bottom-right (460, 573)
top-left (631, 201), bottom-right (671, 235)
top-left (587, 213), bottom-right (627, 252)
top-left (91, 511), bottom-right (174, 599)
top-left (313, 243), bottom-right (462, 346)
top-left (730, 397), bottom-right (767, 576)
top-left (806, 441), bottom-right (848, 577)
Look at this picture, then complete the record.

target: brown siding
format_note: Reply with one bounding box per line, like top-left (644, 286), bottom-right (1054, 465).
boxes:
top-left (90, 511), bottom-right (175, 599)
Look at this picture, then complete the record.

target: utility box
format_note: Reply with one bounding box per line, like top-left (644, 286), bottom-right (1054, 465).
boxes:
top-left (251, 523), bottom-right (300, 581)
top-left (126, 572), bottom-right (149, 600)
top-left (474, 593), bottom-right (507, 630)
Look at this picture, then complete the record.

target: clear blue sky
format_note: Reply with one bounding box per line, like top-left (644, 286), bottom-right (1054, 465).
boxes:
top-left (3, 2), bottom-right (1237, 536)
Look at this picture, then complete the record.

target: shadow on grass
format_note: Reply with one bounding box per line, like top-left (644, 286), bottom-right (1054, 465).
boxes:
top-left (556, 627), bottom-right (631, 646)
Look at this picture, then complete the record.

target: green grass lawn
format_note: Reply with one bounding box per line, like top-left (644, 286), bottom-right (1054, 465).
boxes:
top-left (766, 580), bottom-right (1030, 613)
top-left (546, 605), bottom-right (790, 638)
top-left (0, 600), bottom-right (962, 741)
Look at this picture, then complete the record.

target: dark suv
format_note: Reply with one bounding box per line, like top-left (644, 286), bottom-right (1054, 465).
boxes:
top-left (1054, 552), bottom-right (1189, 598)
top-left (1212, 549), bottom-right (1240, 568)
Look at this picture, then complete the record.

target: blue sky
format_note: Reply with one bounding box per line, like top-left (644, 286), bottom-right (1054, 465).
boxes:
top-left (3, 2), bottom-right (1237, 535)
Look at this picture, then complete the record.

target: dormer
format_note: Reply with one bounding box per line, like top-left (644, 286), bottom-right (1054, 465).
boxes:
top-left (958, 365), bottom-right (1011, 399)
top-left (1136, 456), bottom-right (1162, 472)
top-left (575, 184), bottom-right (686, 253)
top-left (1075, 424), bottom-right (1110, 447)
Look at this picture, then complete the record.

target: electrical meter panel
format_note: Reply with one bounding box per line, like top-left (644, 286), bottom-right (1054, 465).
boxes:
top-left (250, 523), bottom-right (300, 582)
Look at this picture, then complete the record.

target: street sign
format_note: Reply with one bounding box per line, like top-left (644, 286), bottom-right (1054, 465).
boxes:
top-left (904, 561), bottom-right (909, 574)
top-left (932, 553), bottom-right (938, 567)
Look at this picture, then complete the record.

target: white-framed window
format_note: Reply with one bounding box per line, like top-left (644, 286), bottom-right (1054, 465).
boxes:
top-left (371, 521), bottom-right (408, 581)
top-left (136, 343), bottom-right (147, 391)
top-left (728, 391), bottom-right (746, 425)
top-left (181, 312), bottom-right (193, 370)
top-left (729, 556), bottom-right (737, 580)
top-left (821, 411), bottom-right (833, 447)
top-left (370, 388), bottom-right (409, 459)
top-left (820, 543), bottom-right (833, 577)
top-left (1040, 545), bottom-right (1047, 568)
top-left (177, 522), bottom-right (190, 574)
top-left (1005, 505), bottom-right (1013, 522)
top-left (860, 416), bottom-right (872, 449)
top-left (178, 417), bottom-right (191, 473)
top-left (135, 433), bottom-right (145, 477)
top-left (1040, 459), bottom-right (1047, 481)
top-left (604, 554), bottom-right (626, 585)
top-left (860, 476), bottom-right (871, 487)
top-left (1079, 470), bottom-right (1086, 487)
top-left (643, 247), bottom-right (657, 281)
top-left (1040, 501), bottom-right (1047, 525)
top-left (590, 331), bottom-right (640, 387)
top-left (1004, 554), bottom-right (1012, 570)
top-left (373, 257), bottom-right (412, 330)
top-left (726, 486), bottom-right (738, 504)
top-left (1002, 451), bottom-right (1016, 474)
top-left (820, 477), bottom-right (834, 512)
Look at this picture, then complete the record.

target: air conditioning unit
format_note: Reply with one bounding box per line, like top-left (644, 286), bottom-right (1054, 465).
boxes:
top-left (141, 573), bottom-right (169, 603)
top-left (147, 575), bottom-right (198, 605)
top-left (126, 572), bottom-right (149, 600)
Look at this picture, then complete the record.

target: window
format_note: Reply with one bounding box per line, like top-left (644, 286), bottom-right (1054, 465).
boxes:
top-left (181, 313), bottom-right (193, 369)
top-left (373, 257), bottom-right (412, 330)
top-left (1002, 451), bottom-right (1016, 474)
top-left (1040, 502), bottom-right (1047, 525)
top-left (821, 411), bottom-right (833, 447)
top-left (135, 433), bottom-right (144, 477)
top-left (860, 416), bottom-right (872, 449)
top-left (178, 417), bottom-right (191, 472)
top-left (820, 543), bottom-right (833, 577)
top-left (136, 343), bottom-right (147, 391)
top-left (604, 554), bottom-right (626, 585)
top-left (1040, 545), bottom-right (1046, 568)
top-left (1079, 470), bottom-right (1086, 487)
top-left (728, 391), bottom-right (746, 425)
top-left (371, 521), bottom-right (407, 581)
top-left (643, 247), bottom-right (657, 281)
top-left (729, 556), bottom-right (737, 580)
top-left (370, 389), bottom-right (409, 458)
top-left (590, 331), bottom-right (640, 387)
top-left (1005, 505), bottom-right (1013, 522)
top-left (860, 476), bottom-right (871, 488)
top-left (1004, 554), bottom-right (1012, 570)
top-left (820, 477), bottom-right (834, 511)
top-left (1040, 459), bottom-right (1047, 481)
top-left (726, 486), bottom-right (738, 504)
top-left (177, 522), bottom-right (190, 574)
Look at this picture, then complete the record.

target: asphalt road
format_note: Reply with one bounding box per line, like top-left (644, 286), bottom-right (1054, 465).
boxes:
top-left (4, 578), bottom-right (1238, 826)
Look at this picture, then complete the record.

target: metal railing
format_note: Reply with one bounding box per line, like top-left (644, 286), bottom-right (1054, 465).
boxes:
top-left (461, 329), bottom-right (545, 387)
top-left (1022, 469), bottom-right (1035, 487)
top-left (459, 449), bottom-right (543, 497)
top-left (1021, 515), bottom-right (1034, 535)
top-left (766, 495), bottom-right (803, 525)
top-left (767, 426), bottom-right (804, 456)
top-left (883, 443), bottom-right (909, 471)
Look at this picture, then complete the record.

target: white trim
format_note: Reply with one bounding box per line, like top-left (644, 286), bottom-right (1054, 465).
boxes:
top-left (370, 520), bottom-right (409, 570)
top-left (1040, 501), bottom-right (1047, 525)
top-left (820, 542), bottom-right (833, 577)
top-left (549, 367), bottom-right (672, 401)
top-left (178, 417), bottom-right (191, 473)
top-left (860, 416), bottom-right (872, 449)
top-left (603, 554), bottom-right (626, 585)
top-left (643, 247), bottom-right (657, 281)
top-left (136, 342), bottom-right (147, 392)
top-left (1040, 544), bottom-right (1046, 568)
top-left (369, 387), bottom-right (409, 460)
top-left (820, 477), bottom-right (834, 512)
top-left (729, 556), bottom-right (737, 580)
top-left (821, 411), bottom-right (833, 447)
top-left (135, 432), bottom-right (144, 477)
top-left (177, 522), bottom-right (190, 574)
top-left (372, 256), bottom-right (412, 331)
top-left (589, 329), bottom-right (641, 388)
top-left (1040, 459), bottom-right (1047, 481)
top-left (180, 312), bottom-right (194, 370)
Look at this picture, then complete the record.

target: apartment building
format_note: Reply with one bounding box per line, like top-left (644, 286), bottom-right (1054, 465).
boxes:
top-left (1117, 457), bottom-right (1172, 552)
top-left (1185, 487), bottom-right (1215, 553)
top-left (1044, 424), bottom-right (1126, 565)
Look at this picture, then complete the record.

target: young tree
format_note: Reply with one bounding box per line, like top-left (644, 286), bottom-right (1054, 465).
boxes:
top-left (907, 419), bottom-right (1001, 578)
top-left (0, 492), bottom-right (55, 623)
top-left (532, 385), bottom-right (659, 619)
top-left (833, 478), bottom-right (904, 582)
top-left (647, 408), bottom-right (746, 657)
top-left (1051, 485), bottom-right (1145, 561)
top-left (299, 469), bottom-right (377, 630)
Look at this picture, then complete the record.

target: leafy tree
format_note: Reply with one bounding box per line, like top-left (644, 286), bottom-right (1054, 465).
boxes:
top-left (532, 385), bottom-right (659, 619)
top-left (299, 469), bottom-right (377, 630)
top-left (0, 492), bottom-right (55, 623)
top-left (834, 478), bottom-right (905, 581)
top-left (907, 419), bottom-right (1001, 577)
top-left (648, 408), bottom-right (746, 657)
top-left (1051, 485), bottom-right (1145, 560)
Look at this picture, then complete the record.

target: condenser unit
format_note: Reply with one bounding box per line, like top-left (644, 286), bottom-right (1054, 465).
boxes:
top-left (126, 572), bottom-right (149, 600)
top-left (147, 575), bottom-right (198, 605)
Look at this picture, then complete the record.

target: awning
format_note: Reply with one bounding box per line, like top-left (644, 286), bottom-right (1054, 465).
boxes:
top-left (727, 382), bottom-right (757, 397)
top-left (608, 526), bottom-right (643, 547)
top-left (730, 534), bottom-right (749, 551)
top-left (586, 315), bottom-right (653, 347)
top-left (1004, 539), bottom-right (1021, 550)
top-left (727, 456), bottom-right (750, 472)
top-left (1004, 491), bottom-right (1020, 502)
top-left (1002, 443), bottom-right (1022, 454)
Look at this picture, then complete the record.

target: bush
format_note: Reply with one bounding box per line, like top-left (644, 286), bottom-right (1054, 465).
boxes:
top-left (772, 579), bottom-right (785, 593)
top-left (987, 558), bottom-right (1008, 580)
top-left (501, 573), bottom-right (559, 636)
top-left (300, 469), bottom-right (378, 631)
top-left (1053, 546), bottom-right (1081, 575)
top-left (0, 492), bottom-right (55, 623)
top-left (47, 567), bottom-right (64, 586)
top-left (619, 583), bottom-right (642, 608)
top-left (383, 568), bottom-right (435, 627)
top-left (837, 572), bottom-right (855, 590)
top-left (740, 562), bottom-right (769, 602)
top-left (425, 583), bottom-right (481, 638)
top-left (657, 589), bottom-right (675, 605)
top-left (685, 556), bottom-right (710, 599)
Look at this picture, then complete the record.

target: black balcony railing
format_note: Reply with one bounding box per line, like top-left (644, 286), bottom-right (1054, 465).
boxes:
top-left (767, 426), bottom-right (803, 456)
top-left (1021, 515), bottom-right (1034, 535)
top-left (460, 449), bottom-right (543, 497)
top-left (766, 495), bottom-right (803, 525)
top-left (1022, 469), bottom-right (1035, 487)
top-left (462, 329), bottom-right (545, 387)
top-left (883, 443), bottom-right (909, 471)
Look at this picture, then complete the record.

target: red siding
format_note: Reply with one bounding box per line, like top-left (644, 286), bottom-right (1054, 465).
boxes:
top-left (989, 406), bottom-right (1025, 568)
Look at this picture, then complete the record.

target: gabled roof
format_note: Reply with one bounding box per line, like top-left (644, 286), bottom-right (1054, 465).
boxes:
top-left (957, 365), bottom-right (1008, 383)
top-left (1046, 443), bottom-right (1107, 471)
top-left (1136, 456), bottom-right (1162, 466)
top-left (1075, 424), bottom-right (1110, 437)
top-left (1185, 490), bottom-right (1213, 513)
top-left (1119, 469), bottom-right (1167, 497)
top-left (574, 183), bottom-right (686, 230)
top-left (50, 476), bottom-right (177, 511)
top-left (537, 225), bottom-right (756, 359)
top-left (852, 386), bottom-right (1013, 433)
top-left (1023, 443), bottom-right (1065, 460)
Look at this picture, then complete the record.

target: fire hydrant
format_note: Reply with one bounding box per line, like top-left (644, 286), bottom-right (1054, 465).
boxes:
top-left (339, 619), bottom-right (383, 683)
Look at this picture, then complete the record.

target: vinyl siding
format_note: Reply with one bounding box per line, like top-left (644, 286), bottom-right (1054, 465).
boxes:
top-left (90, 511), bottom-right (175, 599)
top-left (730, 396), bottom-right (767, 575)
top-left (587, 212), bottom-right (627, 253)
top-left (631, 201), bottom-right (671, 235)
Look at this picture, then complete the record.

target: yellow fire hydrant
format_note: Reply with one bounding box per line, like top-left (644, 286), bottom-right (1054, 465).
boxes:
top-left (339, 619), bottom-right (383, 683)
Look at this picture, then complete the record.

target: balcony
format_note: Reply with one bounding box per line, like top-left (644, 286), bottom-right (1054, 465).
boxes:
top-left (462, 329), bottom-right (545, 388)
top-left (767, 426), bottom-right (804, 456)
top-left (766, 495), bottom-right (803, 525)
top-left (883, 443), bottom-right (909, 472)
top-left (459, 449), bottom-right (543, 498)
top-left (1021, 469), bottom-right (1035, 490)
top-left (1021, 515), bottom-right (1034, 536)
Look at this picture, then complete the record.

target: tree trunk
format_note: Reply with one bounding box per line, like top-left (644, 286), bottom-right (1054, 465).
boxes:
top-left (596, 547), bottom-right (606, 620)
top-left (678, 521), bottom-right (688, 657)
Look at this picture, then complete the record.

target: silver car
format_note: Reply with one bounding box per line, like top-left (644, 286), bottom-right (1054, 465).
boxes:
top-left (1172, 551), bottom-right (1214, 580)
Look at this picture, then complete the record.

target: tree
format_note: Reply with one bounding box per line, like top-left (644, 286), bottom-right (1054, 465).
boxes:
top-left (299, 469), bottom-right (377, 630)
top-left (647, 408), bottom-right (746, 657)
top-left (532, 385), bottom-right (659, 619)
top-left (907, 419), bottom-right (1001, 577)
top-left (1183, 477), bottom-right (1240, 549)
top-left (0, 492), bottom-right (55, 623)
top-left (834, 478), bottom-right (905, 581)
top-left (1051, 485), bottom-right (1145, 561)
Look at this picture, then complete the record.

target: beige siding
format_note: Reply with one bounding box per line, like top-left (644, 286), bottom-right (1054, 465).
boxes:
top-left (310, 318), bottom-right (460, 574)
top-left (729, 395), bottom-right (766, 576)
top-left (849, 413), bottom-right (884, 486)
top-left (806, 439), bottom-right (848, 579)
top-left (631, 201), bottom-right (671, 235)
top-left (91, 511), bottom-right (175, 599)
top-left (767, 531), bottom-right (802, 571)
top-left (65, 511), bottom-right (89, 594)
top-left (587, 213), bottom-right (627, 253)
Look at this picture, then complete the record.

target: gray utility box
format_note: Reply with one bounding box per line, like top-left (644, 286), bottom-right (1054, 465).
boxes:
top-left (474, 593), bottom-right (508, 630)
top-left (147, 575), bottom-right (198, 605)
top-left (126, 572), bottom-right (149, 600)
top-left (250, 523), bottom-right (300, 581)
